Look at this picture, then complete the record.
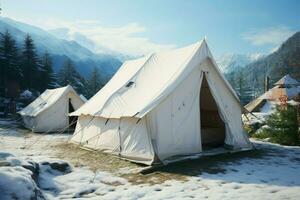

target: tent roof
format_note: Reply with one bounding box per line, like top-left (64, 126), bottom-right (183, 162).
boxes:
top-left (260, 85), bottom-right (300, 100)
top-left (245, 75), bottom-right (300, 112)
top-left (19, 85), bottom-right (77, 117)
top-left (71, 39), bottom-right (239, 118)
top-left (274, 74), bottom-right (299, 86)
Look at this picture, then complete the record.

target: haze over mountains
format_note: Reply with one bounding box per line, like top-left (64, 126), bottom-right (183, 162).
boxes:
top-left (1, 16), bottom-right (299, 102)
top-left (0, 17), bottom-right (122, 80)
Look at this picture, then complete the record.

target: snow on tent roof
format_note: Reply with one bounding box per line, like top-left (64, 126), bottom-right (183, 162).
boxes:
top-left (71, 39), bottom-right (239, 118)
top-left (260, 85), bottom-right (299, 100)
top-left (19, 85), bottom-right (74, 117)
top-left (245, 75), bottom-right (300, 112)
top-left (274, 74), bottom-right (299, 86)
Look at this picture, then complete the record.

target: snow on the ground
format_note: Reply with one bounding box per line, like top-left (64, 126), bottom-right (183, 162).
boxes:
top-left (1, 119), bottom-right (300, 199)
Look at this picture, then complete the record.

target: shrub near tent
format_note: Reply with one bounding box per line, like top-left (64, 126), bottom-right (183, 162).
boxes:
top-left (69, 39), bottom-right (252, 165)
top-left (254, 104), bottom-right (299, 146)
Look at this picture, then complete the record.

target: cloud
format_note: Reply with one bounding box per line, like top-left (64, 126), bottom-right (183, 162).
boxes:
top-left (25, 18), bottom-right (176, 56)
top-left (243, 26), bottom-right (296, 46)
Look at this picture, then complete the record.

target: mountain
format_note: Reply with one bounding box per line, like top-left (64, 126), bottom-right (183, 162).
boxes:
top-left (217, 53), bottom-right (264, 73)
top-left (0, 17), bottom-right (122, 79)
top-left (226, 31), bottom-right (300, 104)
top-left (48, 27), bottom-right (135, 62)
top-left (241, 31), bottom-right (300, 86)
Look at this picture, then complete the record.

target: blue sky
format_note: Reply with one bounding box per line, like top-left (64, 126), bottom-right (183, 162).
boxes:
top-left (1, 0), bottom-right (300, 57)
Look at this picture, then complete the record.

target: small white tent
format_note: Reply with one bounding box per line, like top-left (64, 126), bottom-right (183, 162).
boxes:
top-left (19, 85), bottom-right (85, 132)
top-left (70, 39), bottom-right (252, 165)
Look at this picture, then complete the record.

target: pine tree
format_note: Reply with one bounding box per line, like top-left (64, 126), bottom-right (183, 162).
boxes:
top-left (20, 34), bottom-right (40, 90)
top-left (263, 104), bottom-right (299, 145)
top-left (39, 52), bottom-right (56, 91)
top-left (58, 58), bottom-right (85, 92)
top-left (86, 67), bottom-right (102, 98)
top-left (0, 31), bottom-right (21, 89)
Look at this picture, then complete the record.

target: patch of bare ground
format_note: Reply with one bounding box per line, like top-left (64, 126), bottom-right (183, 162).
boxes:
top-left (54, 142), bottom-right (265, 185)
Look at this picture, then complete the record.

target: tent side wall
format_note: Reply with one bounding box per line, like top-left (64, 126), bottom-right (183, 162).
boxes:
top-left (146, 65), bottom-right (203, 161)
top-left (33, 93), bottom-right (69, 132)
top-left (71, 115), bottom-right (155, 165)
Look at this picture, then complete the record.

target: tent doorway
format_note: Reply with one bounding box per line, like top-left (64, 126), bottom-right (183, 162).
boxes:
top-left (68, 98), bottom-right (78, 129)
top-left (200, 74), bottom-right (225, 150)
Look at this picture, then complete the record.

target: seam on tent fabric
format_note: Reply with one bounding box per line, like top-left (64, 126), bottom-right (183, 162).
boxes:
top-left (137, 41), bottom-right (204, 117)
top-left (136, 118), bottom-right (142, 124)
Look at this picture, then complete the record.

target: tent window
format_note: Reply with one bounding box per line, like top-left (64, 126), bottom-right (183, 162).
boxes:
top-left (200, 74), bottom-right (225, 150)
top-left (126, 81), bottom-right (134, 87)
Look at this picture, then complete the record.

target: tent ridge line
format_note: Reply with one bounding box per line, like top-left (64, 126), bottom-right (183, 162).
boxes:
top-left (136, 40), bottom-right (205, 117)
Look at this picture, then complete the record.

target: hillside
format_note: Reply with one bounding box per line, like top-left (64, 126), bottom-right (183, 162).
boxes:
top-left (244, 31), bottom-right (300, 84)
top-left (0, 17), bottom-right (122, 79)
top-left (225, 31), bottom-right (300, 104)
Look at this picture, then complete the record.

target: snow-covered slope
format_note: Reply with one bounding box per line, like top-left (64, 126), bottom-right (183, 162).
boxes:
top-left (217, 53), bottom-right (265, 73)
top-left (0, 17), bottom-right (122, 78)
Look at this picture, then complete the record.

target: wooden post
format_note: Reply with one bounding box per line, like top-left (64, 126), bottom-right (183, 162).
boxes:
top-left (264, 76), bottom-right (270, 93)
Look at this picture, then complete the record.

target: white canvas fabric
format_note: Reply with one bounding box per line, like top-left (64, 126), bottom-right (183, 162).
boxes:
top-left (19, 85), bottom-right (85, 132)
top-left (70, 39), bottom-right (252, 165)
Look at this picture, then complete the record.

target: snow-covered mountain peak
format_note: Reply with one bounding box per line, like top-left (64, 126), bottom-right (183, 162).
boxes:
top-left (216, 53), bottom-right (265, 73)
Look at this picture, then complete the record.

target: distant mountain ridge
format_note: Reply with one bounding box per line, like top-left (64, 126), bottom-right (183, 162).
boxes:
top-left (242, 31), bottom-right (300, 85)
top-left (217, 53), bottom-right (265, 73)
top-left (0, 17), bottom-right (122, 79)
top-left (225, 31), bottom-right (300, 104)
top-left (48, 27), bottom-right (136, 62)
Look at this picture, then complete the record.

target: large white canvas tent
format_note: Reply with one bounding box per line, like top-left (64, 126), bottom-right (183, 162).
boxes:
top-left (19, 85), bottom-right (85, 132)
top-left (70, 39), bottom-right (252, 165)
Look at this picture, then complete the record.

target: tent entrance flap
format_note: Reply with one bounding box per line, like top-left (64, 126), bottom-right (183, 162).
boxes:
top-left (200, 74), bottom-right (225, 150)
top-left (68, 98), bottom-right (77, 129)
